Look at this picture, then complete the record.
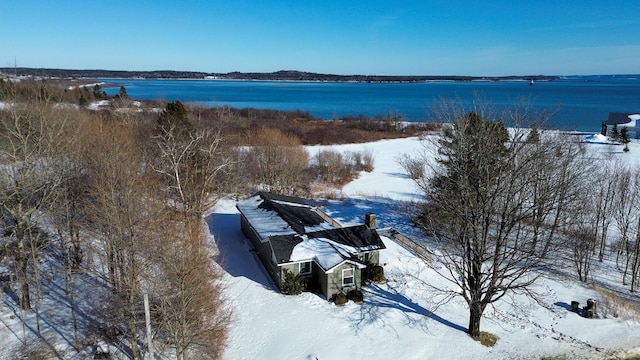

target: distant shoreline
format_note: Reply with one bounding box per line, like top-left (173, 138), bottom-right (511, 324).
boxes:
top-left (0, 67), bottom-right (560, 83)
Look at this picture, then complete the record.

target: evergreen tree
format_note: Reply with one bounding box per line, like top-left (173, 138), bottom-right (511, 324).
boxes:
top-left (118, 85), bottom-right (128, 99)
top-left (526, 127), bottom-right (540, 143)
top-left (92, 84), bottom-right (107, 100)
top-left (611, 124), bottom-right (620, 142)
top-left (621, 126), bottom-right (630, 152)
top-left (78, 94), bottom-right (88, 108)
top-left (157, 100), bottom-right (192, 131)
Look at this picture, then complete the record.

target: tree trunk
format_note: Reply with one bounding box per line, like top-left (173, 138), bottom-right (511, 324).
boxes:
top-left (468, 302), bottom-right (483, 338)
top-left (16, 257), bottom-right (31, 311)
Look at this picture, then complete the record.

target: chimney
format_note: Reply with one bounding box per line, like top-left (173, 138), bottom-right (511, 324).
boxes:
top-left (365, 212), bottom-right (377, 229)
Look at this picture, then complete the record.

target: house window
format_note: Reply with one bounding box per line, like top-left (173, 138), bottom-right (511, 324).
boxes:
top-left (299, 261), bottom-right (312, 275)
top-left (342, 268), bottom-right (355, 287)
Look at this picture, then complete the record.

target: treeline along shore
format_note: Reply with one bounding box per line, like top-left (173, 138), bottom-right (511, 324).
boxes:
top-left (0, 67), bottom-right (559, 83)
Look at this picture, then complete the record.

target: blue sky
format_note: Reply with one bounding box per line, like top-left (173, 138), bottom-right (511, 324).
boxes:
top-left (1, 0), bottom-right (638, 76)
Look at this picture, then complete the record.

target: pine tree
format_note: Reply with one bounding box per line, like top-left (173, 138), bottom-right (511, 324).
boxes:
top-left (526, 127), bottom-right (540, 143)
top-left (611, 124), bottom-right (620, 142)
top-left (157, 100), bottom-right (192, 131)
top-left (118, 85), bottom-right (128, 99)
top-left (78, 94), bottom-right (88, 108)
top-left (621, 127), bottom-right (630, 152)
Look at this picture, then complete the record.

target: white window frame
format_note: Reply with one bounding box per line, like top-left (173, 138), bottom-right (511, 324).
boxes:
top-left (298, 261), bottom-right (312, 275)
top-left (342, 268), bottom-right (355, 287)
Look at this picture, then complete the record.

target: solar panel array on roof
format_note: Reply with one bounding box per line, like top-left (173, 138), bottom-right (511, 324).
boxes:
top-left (256, 191), bottom-right (327, 234)
top-left (306, 225), bottom-right (386, 249)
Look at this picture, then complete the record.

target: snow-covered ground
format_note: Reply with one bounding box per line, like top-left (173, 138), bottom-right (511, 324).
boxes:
top-left (1, 131), bottom-right (640, 359)
top-left (212, 134), bottom-right (640, 360)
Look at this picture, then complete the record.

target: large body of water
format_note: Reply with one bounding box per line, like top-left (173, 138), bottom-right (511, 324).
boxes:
top-left (101, 75), bottom-right (640, 132)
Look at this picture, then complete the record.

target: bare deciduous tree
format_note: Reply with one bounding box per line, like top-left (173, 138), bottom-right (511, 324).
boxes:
top-left (83, 120), bottom-right (159, 359)
top-left (412, 105), bottom-right (587, 338)
top-left (153, 125), bottom-right (228, 217)
top-left (244, 128), bottom-right (309, 195)
top-left (0, 103), bottom-right (67, 314)
top-left (151, 216), bottom-right (230, 360)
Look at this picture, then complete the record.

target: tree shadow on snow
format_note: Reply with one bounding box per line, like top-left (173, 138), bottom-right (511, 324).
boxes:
top-left (205, 213), bottom-right (277, 292)
top-left (355, 283), bottom-right (466, 334)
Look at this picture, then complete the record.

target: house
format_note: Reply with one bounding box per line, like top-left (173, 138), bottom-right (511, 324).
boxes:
top-left (601, 112), bottom-right (640, 139)
top-left (236, 191), bottom-right (385, 300)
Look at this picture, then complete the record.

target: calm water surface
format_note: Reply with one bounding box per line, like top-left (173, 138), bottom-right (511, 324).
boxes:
top-left (102, 76), bottom-right (640, 132)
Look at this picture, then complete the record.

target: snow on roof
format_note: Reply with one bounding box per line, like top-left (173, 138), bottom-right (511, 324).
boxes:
top-left (237, 192), bottom-right (381, 270)
top-left (290, 236), bottom-right (344, 269)
top-left (237, 194), bottom-right (299, 240)
top-left (290, 236), bottom-right (366, 272)
top-left (236, 192), bottom-right (334, 241)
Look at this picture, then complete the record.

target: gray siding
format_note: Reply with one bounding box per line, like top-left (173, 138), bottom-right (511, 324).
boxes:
top-left (358, 250), bottom-right (380, 265)
top-left (239, 215), bottom-right (281, 287)
top-left (325, 263), bottom-right (362, 300)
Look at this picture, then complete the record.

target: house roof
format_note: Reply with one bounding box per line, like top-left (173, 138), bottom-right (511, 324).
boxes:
top-left (236, 191), bottom-right (334, 241)
top-left (257, 192), bottom-right (327, 234)
top-left (270, 226), bottom-right (385, 270)
top-left (290, 236), bottom-right (347, 270)
top-left (270, 234), bottom-right (303, 264)
top-left (307, 225), bottom-right (386, 251)
top-left (603, 112), bottom-right (639, 126)
top-left (237, 192), bottom-right (386, 272)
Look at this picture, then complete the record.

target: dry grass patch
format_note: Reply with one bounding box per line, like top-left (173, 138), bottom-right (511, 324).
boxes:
top-left (471, 331), bottom-right (498, 347)
top-left (594, 285), bottom-right (640, 321)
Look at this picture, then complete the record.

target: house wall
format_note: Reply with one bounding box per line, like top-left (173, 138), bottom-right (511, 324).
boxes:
top-left (325, 263), bottom-right (362, 300)
top-left (358, 250), bottom-right (380, 265)
top-left (239, 215), bottom-right (281, 287)
top-left (279, 262), bottom-right (321, 294)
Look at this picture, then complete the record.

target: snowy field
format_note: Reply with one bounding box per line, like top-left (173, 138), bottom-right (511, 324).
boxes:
top-left (212, 134), bottom-right (640, 360)
top-left (1, 131), bottom-right (640, 359)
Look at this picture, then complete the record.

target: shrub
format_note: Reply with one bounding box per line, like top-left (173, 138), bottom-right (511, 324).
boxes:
top-left (397, 154), bottom-right (424, 180)
top-left (369, 265), bottom-right (385, 283)
top-left (281, 269), bottom-right (304, 295)
top-left (333, 292), bottom-right (347, 306)
top-left (347, 289), bottom-right (364, 304)
top-left (351, 149), bottom-right (375, 172)
top-left (315, 149), bottom-right (347, 183)
top-left (360, 149), bottom-right (375, 172)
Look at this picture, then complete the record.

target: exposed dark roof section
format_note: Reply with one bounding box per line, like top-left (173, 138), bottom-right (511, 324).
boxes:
top-left (307, 225), bottom-right (386, 250)
top-left (604, 112), bottom-right (637, 125)
top-left (270, 234), bottom-right (303, 264)
top-left (256, 191), bottom-right (326, 234)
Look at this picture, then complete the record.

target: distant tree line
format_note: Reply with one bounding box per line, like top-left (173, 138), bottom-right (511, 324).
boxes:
top-left (0, 67), bottom-right (560, 82)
